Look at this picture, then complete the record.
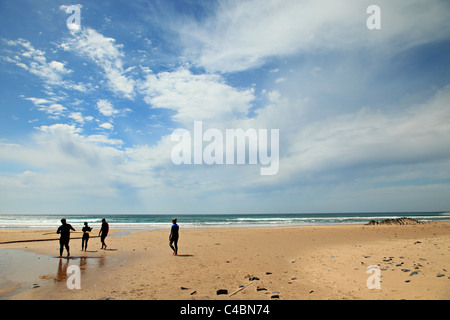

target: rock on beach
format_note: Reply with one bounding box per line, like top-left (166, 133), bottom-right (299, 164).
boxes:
top-left (366, 217), bottom-right (423, 226)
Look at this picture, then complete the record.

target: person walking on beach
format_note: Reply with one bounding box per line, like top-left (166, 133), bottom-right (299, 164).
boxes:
top-left (81, 222), bottom-right (92, 251)
top-left (99, 218), bottom-right (109, 249)
top-left (169, 218), bottom-right (179, 255)
top-left (57, 218), bottom-right (75, 258)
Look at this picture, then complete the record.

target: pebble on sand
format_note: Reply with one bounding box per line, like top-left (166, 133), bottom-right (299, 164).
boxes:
top-left (216, 289), bottom-right (228, 295)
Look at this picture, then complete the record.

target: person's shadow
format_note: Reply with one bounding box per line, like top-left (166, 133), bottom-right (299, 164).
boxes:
top-left (175, 254), bottom-right (193, 257)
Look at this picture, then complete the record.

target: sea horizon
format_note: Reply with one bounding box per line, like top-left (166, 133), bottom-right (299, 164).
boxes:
top-left (0, 211), bottom-right (449, 230)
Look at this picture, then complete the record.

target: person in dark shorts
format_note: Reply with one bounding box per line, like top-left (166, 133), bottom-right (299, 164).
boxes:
top-left (81, 222), bottom-right (93, 251)
top-left (57, 218), bottom-right (75, 258)
top-left (169, 218), bottom-right (179, 255)
top-left (99, 218), bottom-right (109, 249)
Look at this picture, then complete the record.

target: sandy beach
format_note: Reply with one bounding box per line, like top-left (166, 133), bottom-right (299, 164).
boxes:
top-left (0, 221), bottom-right (449, 300)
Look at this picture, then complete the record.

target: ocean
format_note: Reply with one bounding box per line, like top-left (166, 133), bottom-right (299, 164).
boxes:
top-left (0, 212), bottom-right (449, 230)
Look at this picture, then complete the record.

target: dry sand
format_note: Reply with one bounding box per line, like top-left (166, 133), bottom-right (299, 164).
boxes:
top-left (0, 222), bottom-right (449, 300)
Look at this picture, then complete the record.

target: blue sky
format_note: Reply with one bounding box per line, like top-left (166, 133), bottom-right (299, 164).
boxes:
top-left (0, 0), bottom-right (449, 214)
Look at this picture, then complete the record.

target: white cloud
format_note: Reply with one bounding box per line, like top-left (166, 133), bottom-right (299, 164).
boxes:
top-left (0, 122), bottom-right (131, 212)
top-left (29, 124), bottom-right (125, 171)
top-left (99, 122), bottom-right (114, 130)
top-left (23, 97), bottom-right (52, 106)
top-left (69, 112), bottom-right (93, 124)
top-left (178, 0), bottom-right (450, 72)
top-left (23, 97), bottom-right (67, 117)
top-left (96, 99), bottom-right (119, 117)
top-left (37, 123), bottom-right (82, 135)
top-left (140, 68), bottom-right (255, 124)
top-left (86, 134), bottom-right (123, 146)
top-left (277, 85), bottom-right (450, 184)
top-left (61, 27), bottom-right (136, 99)
top-left (46, 104), bottom-right (67, 117)
top-left (48, 60), bottom-right (68, 73)
top-left (3, 38), bottom-right (89, 92)
top-left (0, 122), bottom-right (170, 213)
top-left (9, 39), bottom-right (71, 83)
top-left (59, 4), bottom-right (83, 11)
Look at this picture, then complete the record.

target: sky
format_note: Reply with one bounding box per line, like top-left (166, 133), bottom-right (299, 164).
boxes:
top-left (0, 0), bottom-right (449, 215)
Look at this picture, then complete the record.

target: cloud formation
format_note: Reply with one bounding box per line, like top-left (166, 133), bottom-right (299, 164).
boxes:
top-left (60, 27), bottom-right (136, 99)
top-left (140, 68), bottom-right (255, 124)
top-left (179, 0), bottom-right (450, 72)
top-left (0, 0), bottom-right (449, 213)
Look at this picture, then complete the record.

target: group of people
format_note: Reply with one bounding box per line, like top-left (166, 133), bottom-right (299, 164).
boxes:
top-left (57, 217), bottom-right (180, 257)
top-left (57, 218), bottom-right (109, 258)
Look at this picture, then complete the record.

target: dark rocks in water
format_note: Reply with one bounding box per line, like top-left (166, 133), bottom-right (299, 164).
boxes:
top-left (366, 217), bottom-right (423, 226)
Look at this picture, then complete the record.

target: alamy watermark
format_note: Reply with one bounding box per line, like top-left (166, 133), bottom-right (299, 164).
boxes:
top-left (171, 121), bottom-right (279, 176)
top-left (64, 5), bottom-right (81, 32)
top-left (66, 264), bottom-right (81, 290)
top-left (366, 265), bottom-right (381, 289)
top-left (367, 5), bottom-right (381, 30)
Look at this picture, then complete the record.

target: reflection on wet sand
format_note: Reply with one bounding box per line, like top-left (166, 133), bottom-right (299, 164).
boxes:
top-left (1, 244), bottom-right (124, 299)
top-left (54, 255), bottom-right (106, 284)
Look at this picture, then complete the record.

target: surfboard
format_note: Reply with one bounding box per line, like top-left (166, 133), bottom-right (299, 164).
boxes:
top-left (42, 231), bottom-right (92, 235)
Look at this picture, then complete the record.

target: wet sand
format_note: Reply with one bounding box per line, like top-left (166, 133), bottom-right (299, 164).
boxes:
top-left (0, 222), bottom-right (449, 300)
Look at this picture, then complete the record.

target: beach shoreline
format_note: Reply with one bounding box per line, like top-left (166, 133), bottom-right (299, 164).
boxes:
top-left (1, 222), bottom-right (449, 300)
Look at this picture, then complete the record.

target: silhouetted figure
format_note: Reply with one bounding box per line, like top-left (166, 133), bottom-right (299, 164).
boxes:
top-left (169, 218), bottom-right (179, 255)
top-left (99, 218), bottom-right (109, 249)
top-left (81, 222), bottom-right (92, 251)
top-left (57, 218), bottom-right (75, 258)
